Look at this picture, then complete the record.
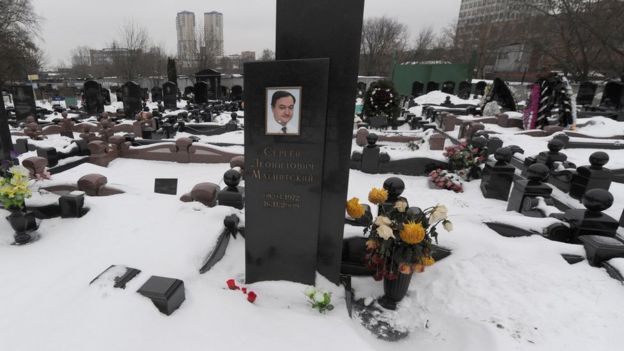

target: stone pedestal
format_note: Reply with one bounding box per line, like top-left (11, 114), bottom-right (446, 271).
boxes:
top-left (507, 164), bottom-right (552, 216)
top-left (481, 148), bottom-right (515, 201)
top-left (377, 177), bottom-right (407, 215)
top-left (362, 133), bottom-right (384, 174)
top-left (570, 151), bottom-right (612, 200)
top-left (217, 169), bottom-right (244, 209)
top-left (59, 191), bottom-right (88, 218)
top-left (37, 147), bottom-right (59, 167)
top-left (137, 276), bottom-right (185, 316)
top-left (579, 235), bottom-right (624, 266)
top-left (535, 139), bottom-right (569, 169)
top-left (429, 133), bottom-right (446, 150)
top-left (563, 189), bottom-right (619, 242)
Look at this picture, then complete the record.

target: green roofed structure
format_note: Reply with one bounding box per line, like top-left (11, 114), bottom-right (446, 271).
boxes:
top-left (392, 62), bottom-right (474, 98)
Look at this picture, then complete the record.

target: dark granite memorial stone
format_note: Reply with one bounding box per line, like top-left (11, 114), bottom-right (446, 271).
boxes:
top-left (411, 81), bottom-right (424, 97)
top-left (217, 169), bottom-right (244, 210)
top-left (441, 81), bottom-right (455, 94)
top-left (458, 81), bottom-right (472, 99)
top-left (37, 147), bottom-right (59, 167)
top-left (576, 82), bottom-right (597, 107)
top-left (426, 81), bottom-right (439, 93)
top-left (0, 96), bottom-right (13, 161)
top-left (163, 82), bottom-right (178, 110)
top-left (563, 189), bottom-right (619, 241)
top-left (599, 81), bottom-right (624, 110)
top-left (11, 85), bottom-right (36, 121)
top-left (194, 81), bottom-right (209, 104)
top-left (368, 115), bottom-right (388, 129)
top-left (486, 137), bottom-right (503, 155)
top-left (195, 69), bottom-right (221, 100)
top-left (154, 178), bottom-right (178, 195)
top-left (361, 134), bottom-right (381, 174)
top-left (244, 58), bottom-right (330, 285)
top-left (137, 276), bottom-right (185, 316)
top-left (122, 81), bottom-right (142, 118)
top-left (101, 88), bottom-right (111, 105)
top-left (83, 80), bottom-right (104, 115)
top-left (59, 191), bottom-right (88, 218)
top-left (474, 81), bottom-right (487, 97)
top-left (507, 163), bottom-right (553, 215)
top-left (276, 0), bottom-right (364, 284)
top-left (579, 235), bottom-right (624, 266)
top-left (151, 87), bottom-right (163, 102)
top-left (570, 151), bottom-right (612, 200)
top-left (480, 148), bottom-right (516, 201)
top-left (14, 138), bottom-right (29, 155)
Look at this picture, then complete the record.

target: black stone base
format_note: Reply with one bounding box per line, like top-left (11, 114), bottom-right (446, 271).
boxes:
top-left (561, 254), bottom-right (585, 264)
top-left (352, 298), bottom-right (409, 341)
top-left (137, 276), bottom-right (185, 316)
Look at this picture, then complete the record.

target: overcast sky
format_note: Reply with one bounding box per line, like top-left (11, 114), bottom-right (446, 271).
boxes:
top-left (32, 0), bottom-right (461, 68)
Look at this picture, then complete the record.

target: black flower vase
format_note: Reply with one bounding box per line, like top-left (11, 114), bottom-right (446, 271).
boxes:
top-left (378, 272), bottom-right (413, 310)
top-left (6, 208), bottom-right (38, 245)
top-left (468, 165), bottom-right (482, 181)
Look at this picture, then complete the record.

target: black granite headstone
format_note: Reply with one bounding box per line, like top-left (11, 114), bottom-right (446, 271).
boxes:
top-left (83, 80), bottom-right (104, 115)
top-left (11, 85), bottom-right (36, 121)
top-left (194, 82), bottom-right (209, 104)
top-left (162, 82), bottom-right (177, 110)
top-left (154, 178), bottom-right (178, 195)
top-left (276, 0), bottom-right (364, 284)
top-left (0, 95), bottom-right (13, 161)
top-left (576, 82), bottom-right (597, 107)
top-left (458, 81), bottom-right (472, 99)
top-left (151, 87), bottom-right (163, 102)
top-left (101, 88), bottom-right (111, 105)
top-left (361, 133), bottom-right (381, 174)
top-left (244, 58), bottom-right (330, 285)
top-left (122, 81), bottom-right (142, 118)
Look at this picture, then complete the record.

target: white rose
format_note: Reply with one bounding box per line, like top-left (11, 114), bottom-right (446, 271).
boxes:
top-left (374, 216), bottom-right (392, 226)
top-left (394, 200), bottom-right (408, 213)
top-left (314, 292), bottom-right (326, 303)
top-left (377, 224), bottom-right (395, 240)
top-left (429, 205), bottom-right (448, 223)
top-left (304, 287), bottom-right (316, 298)
top-left (443, 220), bottom-right (453, 232)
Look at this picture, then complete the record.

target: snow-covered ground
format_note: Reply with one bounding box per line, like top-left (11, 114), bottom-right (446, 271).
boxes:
top-left (2, 93), bottom-right (624, 351)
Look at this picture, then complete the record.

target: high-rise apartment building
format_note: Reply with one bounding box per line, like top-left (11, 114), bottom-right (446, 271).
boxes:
top-left (457, 0), bottom-right (545, 30)
top-left (176, 11), bottom-right (197, 68)
top-left (204, 11), bottom-right (224, 57)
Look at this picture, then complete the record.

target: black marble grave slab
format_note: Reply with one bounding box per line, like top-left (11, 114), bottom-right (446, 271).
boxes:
top-left (83, 80), bottom-right (104, 115)
top-left (162, 82), bottom-right (177, 110)
top-left (244, 59), bottom-right (330, 285)
top-left (579, 235), bottom-right (624, 266)
top-left (122, 81), bottom-right (142, 118)
top-left (276, 0), bottom-right (364, 284)
top-left (154, 178), bottom-right (178, 195)
top-left (11, 85), bottom-right (36, 121)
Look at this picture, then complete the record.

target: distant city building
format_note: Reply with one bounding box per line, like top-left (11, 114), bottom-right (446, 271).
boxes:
top-left (204, 11), bottom-right (224, 57)
top-left (176, 11), bottom-right (197, 69)
top-left (240, 51), bottom-right (256, 62)
top-left (457, 0), bottom-right (545, 31)
top-left (456, 0), bottom-right (547, 80)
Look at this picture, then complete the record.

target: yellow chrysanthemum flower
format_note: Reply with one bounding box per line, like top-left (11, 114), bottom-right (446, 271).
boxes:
top-left (346, 197), bottom-right (365, 219)
top-left (422, 256), bottom-right (435, 266)
top-left (399, 221), bottom-right (425, 244)
top-left (368, 187), bottom-right (388, 204)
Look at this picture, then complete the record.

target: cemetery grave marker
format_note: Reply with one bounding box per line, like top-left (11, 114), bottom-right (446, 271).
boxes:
top-left (275, 0), bottom-right (364, 284)
top-left (0, 95), bottom-right (13, 161)
top-left (154, 178), bottom-right (178, 195)
top-left (122, 81), bottom-right (142, 118)
top-left (162, 82), bottom-right (177, 110)
top-left (83, 80), bottom-right (104, 115)
top-left (10, 85), bottom-right (36, 121)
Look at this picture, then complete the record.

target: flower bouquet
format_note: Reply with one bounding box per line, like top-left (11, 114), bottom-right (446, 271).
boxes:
top-left (443, 141), bottom-right (488, 181)
top-left (0, 164), bottom-right (32, 210)
top-left (429, 169), bottom-right (464, 193)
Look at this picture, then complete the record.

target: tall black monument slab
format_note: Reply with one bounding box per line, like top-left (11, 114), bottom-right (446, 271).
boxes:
top-left (162, 82), bottom-right (178, 110)
top-left (276, 0), bottom-right (364, 284)
top-left (11, 85), bottom-right (36, 121)
top-left (83, 80), bottom-right (104, 115)
top-left (122, 81), bottom-right (142, 118)
top-left (0, 94), bottom-right (14, 161)
top-left (194, 81), bottom-right (209, 104)
top-left (244, 59), bottom-right (330, 285)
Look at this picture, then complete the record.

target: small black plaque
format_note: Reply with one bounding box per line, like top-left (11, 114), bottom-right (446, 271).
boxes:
top-left (154, 178), bottom-right (178, 195)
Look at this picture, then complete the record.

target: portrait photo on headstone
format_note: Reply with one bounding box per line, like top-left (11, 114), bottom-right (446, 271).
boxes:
top-left (265, 87), bottom-right (301, 136)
